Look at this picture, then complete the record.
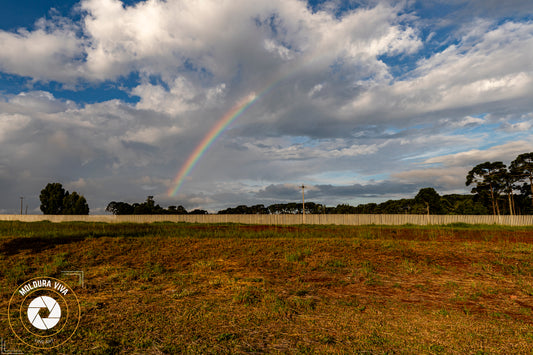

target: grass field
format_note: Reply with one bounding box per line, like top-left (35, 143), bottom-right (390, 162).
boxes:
top-left (1, 221), bottom-right (533, 354)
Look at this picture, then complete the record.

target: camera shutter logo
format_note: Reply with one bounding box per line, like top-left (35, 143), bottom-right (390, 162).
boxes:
top-left (7, 277), bottom-right (81, 350)
top-left (27, 296), bottom-right (62, 330)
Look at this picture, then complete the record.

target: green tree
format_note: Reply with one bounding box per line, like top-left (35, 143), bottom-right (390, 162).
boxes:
top-left (106, 201), bottom-right (134, 215)
top-left (414, 188), bottom-right (441, 215)
top-left (133, 196), bottom-right (165, 214)
top-left (189, 209), bottom-right (207, 215)
top-left (510, 152), bottom-right (533, 211)
top-left (39, 183), bottom-right (66, 215)
top-left (334, 204), bottom-right (357, 214)
top-left (453, 198), bottom-right (489, 215)
top-left (63, 192), bottom-right (89, 215)
top-left (516, 183), bottom-right (533, 214)
top-left (500, 170), bottom-right (517, 215)
top-left (466, 162), bottom-right (507, 215)
top-left (40, 182), bottom-right (89, 215)
top-left (354, 203), bottom-right (378, 214)
top-left (167, 205), bottom-right (188, 214)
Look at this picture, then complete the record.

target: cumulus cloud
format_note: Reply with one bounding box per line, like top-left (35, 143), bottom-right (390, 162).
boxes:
top-left (387, 140), bottom-right (533, 195)
top-left (0, 0), bottom-right (421, 83)
top-left (342, 20), bottom-right (533, 126)
top-left (0, 12), bottom-right (86, 83)
top-left (423, 140), bottom-right (533, 168)
top-left (0, 0), bottom-right (532, 213)
top-left (392, 167), bottom-right (468, 191)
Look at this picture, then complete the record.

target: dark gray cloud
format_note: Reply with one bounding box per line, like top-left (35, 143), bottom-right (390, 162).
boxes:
top-left (256, 181), bottom-right (420, 200)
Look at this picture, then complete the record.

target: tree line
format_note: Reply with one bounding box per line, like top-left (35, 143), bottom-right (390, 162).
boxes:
top-left (39, 152), bottom-right (532, 215)
top-left (105, 196), bottom-right (208, 215)
top-left (216, 152), bottom-right (533, 216)
top-left (465, 152), bottom-right (533, 216)
top-left (215, 188), bottom-right (473, 215)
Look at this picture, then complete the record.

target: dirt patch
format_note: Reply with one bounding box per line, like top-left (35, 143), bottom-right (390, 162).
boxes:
top-left (1, 222), bottom-right (533, 353)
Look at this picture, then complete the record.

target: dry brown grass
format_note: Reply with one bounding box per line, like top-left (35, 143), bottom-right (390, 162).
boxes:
top-left (0, 222), bottom-right (532, 353)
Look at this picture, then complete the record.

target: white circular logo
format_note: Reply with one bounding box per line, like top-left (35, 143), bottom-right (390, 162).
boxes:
top-left (8, 277), bottom-right (81, 349)
top-left (27, 296), bottom-right (62, 330)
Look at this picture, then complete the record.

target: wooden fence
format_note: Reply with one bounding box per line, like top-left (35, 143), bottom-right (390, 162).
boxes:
top-left (1, 214), bottom-right (533, 226)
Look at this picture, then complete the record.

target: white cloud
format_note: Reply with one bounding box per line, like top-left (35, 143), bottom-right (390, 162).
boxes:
top-left (343, 20), bottom-right (533, 125)
top-left (68, 177), bottom-right (88, 190)
top-left (0, 0), bottom-right (422, 85)
top-left (132, 76), bottom-right (199, 116)
top-left (264, 39), bottom-right (294, 61)
top-left (392, 166), bottom-right (468, 191)
top-left (423, 140), bottom-right (533, 167)
top-left (0, 1), bottom-right (532, 213)
top-left (240, 137), bottom-right (384, 161)
top-left (6, 91), bottom-right (78, 115)
top-left (498, 115), bottom-right (533, 132)
top-left (0, 113), bottom-right (31, 142)
top-left (440, 115), bottom-right (485, 129)
top-left (390, 140), bottom-right (533, 193)
top-left (0, 17), bottom-right (84, 83)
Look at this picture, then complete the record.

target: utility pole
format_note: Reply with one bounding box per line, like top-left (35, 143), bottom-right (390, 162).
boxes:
top-left (300, 184), bottom-right (305, 224)
top-left (20, 197), bottom-right (23, 215)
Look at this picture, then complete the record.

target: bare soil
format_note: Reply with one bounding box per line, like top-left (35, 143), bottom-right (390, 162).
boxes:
top-left (0, 222), bottom-right (532, 354)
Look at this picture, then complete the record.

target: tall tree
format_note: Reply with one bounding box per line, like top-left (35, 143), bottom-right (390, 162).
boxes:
top-left (40, 182), bottom-right (89, 215)
top-left (466, 162), bottom-right (507, 216)
top-left (106, 201), bottom-right (134, 215)
top-left (510, 152), bottom-right (533, 210)
top-left (414, 187), bottom-right (441, 215)
top-left (63, 192), bottom-right (90, 215)
top-left (132, 196), bottom-right (165, 214)
top-left (167, 205), bottom-right (188, 214)
top-left (501, 170), bottom-right (517, 215)
top-left (39, 183), bottom-right (66, 215)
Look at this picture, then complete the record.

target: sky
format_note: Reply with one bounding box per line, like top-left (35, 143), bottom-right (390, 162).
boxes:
top-left (0, 0), bottom-right (532, 214)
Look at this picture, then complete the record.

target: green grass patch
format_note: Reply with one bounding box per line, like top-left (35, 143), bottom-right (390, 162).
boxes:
top-left (0, 222), bottom-right (532, 353)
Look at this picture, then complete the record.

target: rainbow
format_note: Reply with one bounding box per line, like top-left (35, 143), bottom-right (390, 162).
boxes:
top-left (167, 92), bottom-right (259, 196)
top-left (167, 58), bottom-right (312, 196)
